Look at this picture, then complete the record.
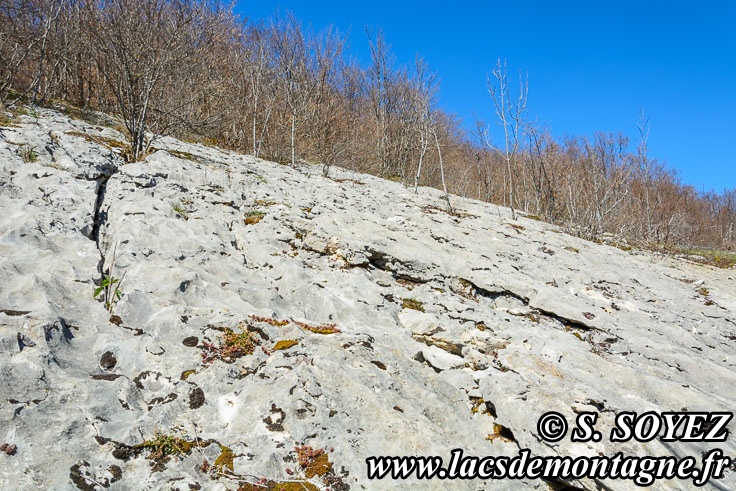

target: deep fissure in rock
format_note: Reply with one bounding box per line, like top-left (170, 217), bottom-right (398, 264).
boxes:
top-left (91, 169), bottom-right (118, 274)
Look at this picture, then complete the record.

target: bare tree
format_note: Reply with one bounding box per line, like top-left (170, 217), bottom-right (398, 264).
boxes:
top-left (2, 3), bottom-right (733, 252)
top-left (240, 21), bottom-right (273, 157)
top-left (270, 13), bottom-right (316, 167)
top-left (411, 57), bottom-right (436, 193)
top-left (85, 0), bottom-right (230, 160)
top-left (309, 25), bottom-right (347, 176)
top-left (29, 0), bottom-right (64, 103)
top-left (0, 0), bottom-right (48, 102)
top-left (486, 59), bottom-right (527, 219)
top-left (636, 110), bottom-right (656, 239)
top-left (564, 133), bottom-right (633, 239)
top-left (366, 27), bottom-right (391, 175)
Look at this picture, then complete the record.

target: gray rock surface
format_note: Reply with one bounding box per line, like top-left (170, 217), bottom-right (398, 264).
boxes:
top-left (1, 108), bottom-right (735, 490)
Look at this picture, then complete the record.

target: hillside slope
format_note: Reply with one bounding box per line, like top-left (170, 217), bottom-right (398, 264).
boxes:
top-left (1, 108), bottom-right (735, 490)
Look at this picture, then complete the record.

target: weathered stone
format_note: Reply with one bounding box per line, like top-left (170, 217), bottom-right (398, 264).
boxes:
top-left (420, 345), bottom-right (466, 371)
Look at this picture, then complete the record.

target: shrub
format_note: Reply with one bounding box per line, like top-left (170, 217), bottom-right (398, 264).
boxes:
top-left (20, 144), bottom-right (38, 163)
top-left (201, 325), bottom-right (259, 364)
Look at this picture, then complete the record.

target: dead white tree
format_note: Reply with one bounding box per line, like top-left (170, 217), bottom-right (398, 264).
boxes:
top-left (366, 27), bottom-right (391, 175)
top-left (411, 57), bottom-right (437, 193)
top-left (564, 132), bottom-right (633, 240)
top-left (29, 0), bottom-right (64, 103)
top-left (486, 58), bottom-right (527, 220)
top-left (270, 13), bottom-right (316, 167)
top-left (309, 25), bottom-right (347, 177)
top-left (431, 111), bottom-right (453, 214)
top-left (241, 21), bottom-right (274, 158)
top-left (636, 110), bottom-right (655, 239)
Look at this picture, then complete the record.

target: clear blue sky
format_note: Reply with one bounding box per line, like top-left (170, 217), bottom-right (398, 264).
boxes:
top-left (234, 1), bottom-right (735, 192)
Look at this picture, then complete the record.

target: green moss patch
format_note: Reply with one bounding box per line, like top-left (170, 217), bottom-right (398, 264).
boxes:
top-left (397, 278), bottom-right (420, 290)
top-left (166, 149), bottom-right (199, 162)
top-left (66, 131), bottom-right (129, 151)
top-left (214, 444), bottom-right (234, 472)
top-left (505, 223), bottom-right (525, 233)
top-left (244, 214), bottom-right (264, 225)
top-left (486, 424), bottom-right (515, 443)
top-left (470, 397), bottom-right (496, 417)
top-left (402, 298), bottom-right (425, 312)
top-left (180, 369), bottom-right (196, 380)
top-left (238, 481), bottom-right (318, 491)
top-left (132, 431), bottom-right (206, 471)
top-left (295, 445), bottom-right (332, 478)
top-left (272, 339), bottom-right (299, 351)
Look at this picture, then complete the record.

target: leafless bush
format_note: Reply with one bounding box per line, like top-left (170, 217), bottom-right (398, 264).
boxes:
top-left (84, 0), bottom-right (232, 159)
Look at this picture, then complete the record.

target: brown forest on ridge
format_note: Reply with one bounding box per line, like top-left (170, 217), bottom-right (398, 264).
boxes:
top-left (2, 0), bottom-right (735, 255)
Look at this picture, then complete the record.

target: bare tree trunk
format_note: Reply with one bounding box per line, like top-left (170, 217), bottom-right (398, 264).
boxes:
top-left (433, 125), bottom-right (452, 213)
top-left (252, 93), bottom-right (258, 156)
top-left (31, 6), bottom-right (53, 103)
top-left (291, 109), bottom-right (296, 167)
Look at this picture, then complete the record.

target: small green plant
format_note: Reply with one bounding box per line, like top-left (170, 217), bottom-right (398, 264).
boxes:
top-left (201, 324), bottom-right (260, 364)
top-left (171, 201), bottom-right (189, 220)
top-left (132, 428), bottom-right (205, 472)
top-left (136, 431), bottom-right (197, 458)
top-left (244, 210), bottom-right (265, 225)
top-left (94, 274), bottom-right (122, 312)
top-left (20, 144), bottom-right (38, 163)
top-left (30, 109), bottom-right (39, 118)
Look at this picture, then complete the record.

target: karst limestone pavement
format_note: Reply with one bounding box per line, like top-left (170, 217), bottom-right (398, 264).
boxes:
top-left (1, 108), bottom-right (735, 489)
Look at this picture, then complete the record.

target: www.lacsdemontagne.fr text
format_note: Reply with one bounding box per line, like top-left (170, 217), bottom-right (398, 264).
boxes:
top-left (366, 448), bottom-right (732, 486)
